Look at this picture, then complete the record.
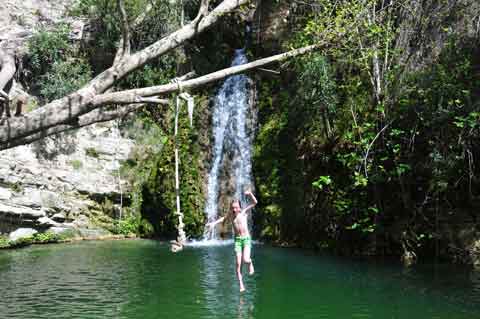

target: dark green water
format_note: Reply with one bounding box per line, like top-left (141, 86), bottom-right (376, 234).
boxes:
top-left (0, 240), bottom-right (479, 318)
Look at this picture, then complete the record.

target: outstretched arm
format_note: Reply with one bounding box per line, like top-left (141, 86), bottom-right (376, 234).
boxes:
top-left (242, 190), bottom-right (258, 213)
top-left (206, 215), bottom-right (226, 228)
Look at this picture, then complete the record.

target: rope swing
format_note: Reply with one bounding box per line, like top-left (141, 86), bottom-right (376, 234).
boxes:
top-left (170, 78), bottom-right (195, 252)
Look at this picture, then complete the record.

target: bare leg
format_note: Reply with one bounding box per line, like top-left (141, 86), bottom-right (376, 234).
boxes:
top-left (243, 244), bottom-right (254, 275)
top-left (236, 251), bottom-right (245, 292)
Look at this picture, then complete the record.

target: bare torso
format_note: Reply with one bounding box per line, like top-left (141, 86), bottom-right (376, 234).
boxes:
top-left (232, 211), bottom-right (250, 237)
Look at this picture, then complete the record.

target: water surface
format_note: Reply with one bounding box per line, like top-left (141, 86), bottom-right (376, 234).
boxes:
top-left (0, 240), bottom-right (479, 318)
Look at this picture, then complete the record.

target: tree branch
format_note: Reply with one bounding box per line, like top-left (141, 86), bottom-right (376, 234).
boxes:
top-left (0, 0), bottom-right (249, 146)
top-left (93, 43), bottom-right (322, 105)
top-left (1, 104), bottom-right (145, 149)
top-left (196, 0), bottom-right (210, 20)
top-left (113, 0), bottom-right (132, 65)
top-left (113, 0), bottom-right (155, 65)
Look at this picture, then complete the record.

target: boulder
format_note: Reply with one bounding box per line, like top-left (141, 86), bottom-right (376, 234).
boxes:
top-left (8, 228), bottom-right (37, 241)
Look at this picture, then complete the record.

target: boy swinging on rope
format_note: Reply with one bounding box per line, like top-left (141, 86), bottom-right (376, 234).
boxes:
top-left (206, 190), bottom-right (258, 292)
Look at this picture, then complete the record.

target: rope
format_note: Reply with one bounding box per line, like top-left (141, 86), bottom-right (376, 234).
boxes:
top-left (173, 78), bottom-right (184, 93)
top-left (114, 104), bottom-right (123, 220)
top-left (173, 77), bottom-right (195, 127)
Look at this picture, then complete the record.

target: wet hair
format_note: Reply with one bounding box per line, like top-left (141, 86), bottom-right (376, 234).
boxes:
top-left (231, 199), bottom-right (242, 208)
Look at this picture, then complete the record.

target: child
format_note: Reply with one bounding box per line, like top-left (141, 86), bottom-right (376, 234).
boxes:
top-left (206, 190), bottom-right (258, 292)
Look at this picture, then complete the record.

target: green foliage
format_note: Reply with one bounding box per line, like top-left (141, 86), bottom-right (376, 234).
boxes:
top-left (139, 218), bottom-right (155, 237)
top-left (114, 215), bottom-right (141, 235)
top-left (0, 236), bottom-right (9, 248)
top-left (253, 80), bottom-right (288, 241)
top-left (254, 1), bottom-right (480, 259)
top-left (120, 116), bottom-right (167, 216)
top-left (121, 58), bottom-right (176, 89)
top-left (70, 0), bottom-right (181, 72)
top-left (138, 99), bottom-right (206, 238)
top-left (11, 182), bottom-right (24, 193)
top-left (70, 160), bottom-right (83, 170)
top-left (0, 232), bottom-right (67, 249)
top-left (69, 0), bottom-right (122, 53)
top-left (293, 53), bottom-right (337, 140)
top-left (26, 24), bottom-right (92, 103)
top-left (27, 25), bottom-right (71, 77)
top-left (32, 232), bottom-right (65, 243)
top-left (312, 175), bottom-right (332, 190)
top-left (119, 98), bottom-right (207, 239)
top-left (39, 58), bottom-right (92, 102)
top-left (85, 147), bottom-right (100, 158)
top-left (9, 236), bottom-right (34, 248)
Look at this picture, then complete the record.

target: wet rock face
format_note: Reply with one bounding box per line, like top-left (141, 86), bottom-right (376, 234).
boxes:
top-left (0, 124), bottom-right (134, 238)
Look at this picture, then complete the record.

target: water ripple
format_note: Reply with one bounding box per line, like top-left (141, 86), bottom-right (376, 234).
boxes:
top-left (0, 241), bottom-right (480, 318)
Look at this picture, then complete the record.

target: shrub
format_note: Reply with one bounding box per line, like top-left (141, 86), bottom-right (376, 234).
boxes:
top-left (114, 215), bottom-right (141, 235)
top-left (0, 236), bottom-right (10, 248)
top-left (9, 236), bottom-right (34, 248)
top-left (27, 25), bottom-right (71, 77)
top-left (39, 58), bottom-right (92, 102)
top-left (70, 160), bottom-right (83, 170)
top-left (11, 182), bottom-right (24, 193)
top-left (32, 231), bottom-right (63, 243)
top-left (85, 147), bottom-right (100, 158)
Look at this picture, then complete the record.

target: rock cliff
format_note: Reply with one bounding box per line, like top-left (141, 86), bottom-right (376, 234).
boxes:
top-left (0, 0), bottom-right (133, 241)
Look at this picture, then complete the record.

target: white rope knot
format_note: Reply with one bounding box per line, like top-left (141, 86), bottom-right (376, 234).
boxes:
top-left (172, 77), bottom-right (195, 127)
top-left (172, 78), bottom-right (184, 93)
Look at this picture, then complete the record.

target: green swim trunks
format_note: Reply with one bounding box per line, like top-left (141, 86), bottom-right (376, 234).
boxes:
top-left (234, 236), bottom-right (252, 253)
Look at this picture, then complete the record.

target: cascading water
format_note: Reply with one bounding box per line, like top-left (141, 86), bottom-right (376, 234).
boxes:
top-left (203, 49), bottom-right (254, 241)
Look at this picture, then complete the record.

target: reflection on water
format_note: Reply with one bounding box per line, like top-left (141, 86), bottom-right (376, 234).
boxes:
top-left (238, 294), bottom-right (255, 319)
top-left (198, 242), bottom-right (256, 318)
top-left (0, 240), bottom-right (480, 318)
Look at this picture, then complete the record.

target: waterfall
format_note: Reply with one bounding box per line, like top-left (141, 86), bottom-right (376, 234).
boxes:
top-left (203, 49), bottom-right (254, 240)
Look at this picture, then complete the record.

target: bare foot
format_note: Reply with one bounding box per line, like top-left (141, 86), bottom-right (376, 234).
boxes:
top-left (240, 285), bottom-right (246, 292)
top-left (249, 263), bottom-right (254, 275)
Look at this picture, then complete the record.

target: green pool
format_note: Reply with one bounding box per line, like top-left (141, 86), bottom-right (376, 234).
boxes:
top-left (0, 240), bottom-right (479, 318)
